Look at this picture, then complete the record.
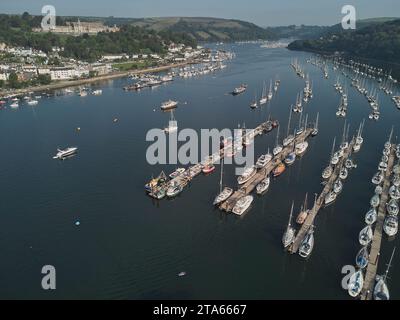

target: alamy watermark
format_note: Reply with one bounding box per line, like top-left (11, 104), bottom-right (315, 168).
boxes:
top-left (41, 5), bottom-right (56, 31)
top-left (341, 5), bottom-right (356, 30)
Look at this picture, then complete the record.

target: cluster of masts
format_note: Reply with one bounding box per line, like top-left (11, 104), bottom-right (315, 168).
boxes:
top-left (302, 76), bottom-right (313, 103)
top-left (291, 58), bottom-right (305, 78)
top-left (250, 79), bottom-right (279, 108)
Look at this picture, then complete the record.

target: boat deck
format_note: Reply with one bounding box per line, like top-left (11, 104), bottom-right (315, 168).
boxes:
top-left (289, 138), bottom-right (357, 253)
top-left (219, 128), bottom-right (313, 212)
top-left (360, 145), bottom-right (396, 300)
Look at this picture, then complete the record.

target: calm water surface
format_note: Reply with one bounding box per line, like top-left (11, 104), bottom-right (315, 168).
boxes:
top-left (0, 44), bottom-right (399, 299)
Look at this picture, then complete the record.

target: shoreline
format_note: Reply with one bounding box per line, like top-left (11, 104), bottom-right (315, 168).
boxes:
top-left (0, 61), bottom-right (192, 98)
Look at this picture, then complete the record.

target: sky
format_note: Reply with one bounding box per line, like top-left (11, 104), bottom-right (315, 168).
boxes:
top-left (1, 0), bottom-right (400, 26)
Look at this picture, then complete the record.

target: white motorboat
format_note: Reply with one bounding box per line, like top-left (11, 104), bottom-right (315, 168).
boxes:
top-left (161, 100), bottom-right (178, 110)
top-left (256, 151), bottom-right (272, 168)
top-left (213, 187), bottom-right (233, 205)
top-left (295, 141), bottom-right (308, 156)
top-left (53, 147), bottom-right (78, 159)
top-left (359, 225), bottom-right (373, 246)
top-left (256, 176), bottom-right (270, 194)
top-left (232, 195), bottom-right (253, 215)
top-left (370, 194), bottom-right (380, 208)
top-left (237, 166), bottom-right (256, 185)
top-left (324, 191), bottom-right (337, 206)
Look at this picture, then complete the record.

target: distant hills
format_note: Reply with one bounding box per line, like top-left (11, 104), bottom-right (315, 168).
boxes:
top-left (288, 18), bottom-right (400, 63)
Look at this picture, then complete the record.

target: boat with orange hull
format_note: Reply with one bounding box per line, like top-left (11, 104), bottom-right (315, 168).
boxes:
top-left (273, 163), bottom-right (285, 177)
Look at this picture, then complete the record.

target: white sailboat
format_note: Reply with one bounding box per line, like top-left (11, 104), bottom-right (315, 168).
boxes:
top-left (282, 201), bottom-right (296, 248)
top-left (273, 126), bottom-right (282, 156)
top-left (311, 112), bottom-right (319, 136)
top-left (267, 80), bottom-right (273, 100)
top-left (283, 107), bottom-right (294, 147)
top-left (374, 247), bottom-right (395, 300)
top-left (259, 81), bottom-right (268, 105)
top-left (164, 110), bottom-right (178, 133)
top-left (213, 157), bottom-right (233, 205)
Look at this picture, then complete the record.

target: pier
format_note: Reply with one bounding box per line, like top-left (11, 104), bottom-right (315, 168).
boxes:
top-left (219, 128), bottom-right (313, 212)
top-left (289, 138), bottom-right (356, 253)
top-left (360, 145), bottom-right (396, 300)
top-left (155, 120), bottom-right (277, 196)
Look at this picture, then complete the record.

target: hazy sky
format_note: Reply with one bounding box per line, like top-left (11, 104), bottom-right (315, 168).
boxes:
top-left (1, 0), bottom-right (399, 26)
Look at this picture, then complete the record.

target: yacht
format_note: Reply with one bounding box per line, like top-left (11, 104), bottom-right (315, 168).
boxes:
top-left (339, 167), bottom-right (348, 180)
top-left (213, 187), bottom-right (233, 205)
top-left (237, 166), bottom-right (256, 184)
top-left (299, 225), bottom-right (315, 258)
top-left (296, 193), bottom-right (311, 225)
top-left (348, 270), bottom-right (364, 298)
top-left (256, 151), bottom-right (272, 168)
top-left (324, 191), bottom-right (337, 206)
top-left (232, 195), bottom-right (253, 215)
top-left (256, 176), bottom-right (270, 194)
top-left (322, 166), bottom-right (333, 180)
top-left (389, 185), bottom-right (400, 200)
top-left (333, 179), bottom-right (343, 194)
top-left (273, 126), bottom-right (282, 156)
top-left (282, 202), bottom-right (296, 248)
top-left (295, 141), bottom-right (308, 156)
top-left (359, 225), bottom-right (373, 246)
top-left (53, 147), bottom-right (78, 159)
top-left (259, 81), bottom-right (268, 105)
top-left (250, 91), bottom-right (258, 108)
top-left (387, 199), bottom-right (399, 216)
top-left (283, 108), bottom-right (294, 147)
top-left (27, 99), bottom-right (38, 106)
top-left (372, 171), bottom-right (384, 185)
top-left (355, 246), bottom-right (369, 269)
top-left (169, 168), bottom-right (185, 179)
top-left (311, 112), bottom-right (319, 136)
top-left (233, 84), bottom-right (247, 95)
top-left (267, 80), bottom-right (273, 100)
top-left (284, 149), bottom-right (296, 165)
top-left (383, 215), bottom-right (398, 236)
top-left (370, 194), bottom-right (380, 208)
top-left (161, 100), bottom-right (178, 110)
top-left (365, 208), bottom-right (377, 225)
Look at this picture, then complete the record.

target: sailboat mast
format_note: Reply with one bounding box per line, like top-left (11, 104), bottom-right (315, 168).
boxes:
top-left (287, 107), bottom-right (292, 137)
top-left (219, 156), bottom-right (224, 193)
top-left (384, 247), bottom-right (396, 282)
top-left (288, 201), bottom-right (294, 229)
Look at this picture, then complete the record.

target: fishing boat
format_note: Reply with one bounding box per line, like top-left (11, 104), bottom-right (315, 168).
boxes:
top-left (259, 81), bottom-right (268, 105)
top-left (383, 215), bottom-right (398, 236)
top-left (237, 166), bottom-right (256, 184)
top-left (339, 167), bottom-right (348, 180)
top-left (273, 163), bottom-right (286, 177)
top-left (389, 185), bottom-right (400, 200)
top-left (359, 225), bottom-right (373, 246)
top-left (282, 202), bottom-right (296, 248)
top-left (370, 194), bottom-right (380, 208)
top-left (166, 183), bottom-right (183, 198)
top-left (273, 126), bottom-right (282, 156)
top-left (232, 195), bottom-right (253, 215)
top-left (355, 246), bottom-right (369, 269)
top-left (348, 270), bottom-right (364, 298)
top-left (365, 208), bottom-right (377, 225)
top-left (161, 100), bottom-right (178, 110)
top-left (256, 176), bottom-right (270, 194)
top-left (53, 147), bottom-right (78, 159)
top-left (169, 168), bottom-right (185, 179)
top-left (374, 247), bottom-right (396, 300)
top-left (324, 191), bottom-right (337, 206)
top-left (256, 150), bottom-right (272, 168)
top-left (387, 199), bottom-right (399, 216)
top-left (296, 193), bottom-right (310, 225)
top-left (299, 225), bottom-right (315, 258)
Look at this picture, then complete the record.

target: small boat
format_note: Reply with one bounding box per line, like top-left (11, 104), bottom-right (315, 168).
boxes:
top-left (144, 171), bottom-right (167, 192)
top-left (311, 112), bottom-right (319, 136)
top-left (348, 270), bottom-right (364, 298)
top-left (383, 215), bottom-right (398, 236)
top-left (370, 194), bottom-right (380, 208)
top-left (161, 100), bottom-right (178, 110)
top-left (92, 89), bottom-right (102, 95)
top-left (387, 199), bottom-right (399, 216)
top-left (283, 202), bottom-right (296, 248)
top-left (213, 187), bottom-right (233, 205)
top-left (149, 188), bottom-right (166, 200)
top-left (359, 225), bottom-right (373, 246)
top-left (331, 153), bottom-right (340, 165)
top-left (10, 102), bottom-right (19, 109)
top-left (232, 84), bottom-right (247, 95)
top-left (365, 208), bottom-right (377, 225)
top-left (178, 271), bottom-right (187, 277)
top-left (339, 167), bottom-right (348, 180)
top-left (273, 163), bottom-right (286, 177)
top-left (299, 225), bottom-right (315, 258)
top-left (237, 166), bottom-right (256, 184)
top-left (374, 247), bottom-right (395, 300)
top-left (322, 166), bottom-right (333, 179)
top-left (27, 99), bottom-right (38, 105)
top-left (355, 246), bottom-right (369, 269)
top-left (53, 147), bottom-right (78, 159)
top-left (250, 91), bottom-right (258, 108)
top-left (256, 176), bottom-right (270, 194)
top-left (166, 183), bottom-right (183, 198)
top-left (202, 164), bottom-right (215, 174)
top-left (169, 168), bottom-right (185, 179)
top-left (333, 179), bottom-right (343, 194)
top-left (389, 185), bottom-right (400, 200)
top-left (372, 171), bottom-right (384, 185)
top-left (284, 151), bottom-right (296, 165)
top-left (324, 191), bottom-right (337, 206)
top-left (232, 195), bottom-right (254, 215)
top-left (256, 152), bottom-right (272, 168)
top-left (295, 141), bottom-right (308, 156)
top-left (375, 185), bottom-right (383, 195)
top-left (296, 193), bottom-right (311, 225)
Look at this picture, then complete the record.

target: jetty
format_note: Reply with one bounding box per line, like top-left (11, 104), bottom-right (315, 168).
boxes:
top-left (154, 119), bottom-right (278, 197)
top-left (289, 138), bottom-right (357, 253)
top-left (360, 145), bottom-right (396, 300)
top-left (219, 127), bottom-right (313, 212)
